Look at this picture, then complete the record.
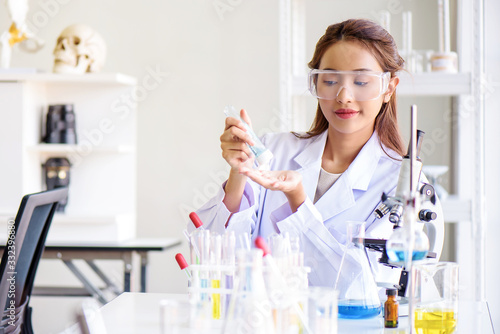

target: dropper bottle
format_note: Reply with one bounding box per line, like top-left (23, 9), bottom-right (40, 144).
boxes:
top-left (384, 288), bottom-right (399, 328)
top-left (223, 105), bottom-right (273, 170)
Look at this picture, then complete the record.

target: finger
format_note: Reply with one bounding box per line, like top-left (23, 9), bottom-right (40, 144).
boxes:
top-left (224, 115), bottom-right (246, 132)
top-left (240, 109), bottom-right (252, 128)
top-left (221, 137), bottom-right (254, 159)
top-left (221, 126), bottom-right (251, 145)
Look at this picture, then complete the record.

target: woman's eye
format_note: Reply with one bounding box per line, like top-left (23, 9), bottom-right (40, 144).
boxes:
top-left (322, 80), bottom-right (337, 86)
top-left (354, 81), bottom-right (369, 86)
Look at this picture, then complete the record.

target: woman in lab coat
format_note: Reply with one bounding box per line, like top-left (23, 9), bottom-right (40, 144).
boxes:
top-left (195, 19), bottom-right (438, 287)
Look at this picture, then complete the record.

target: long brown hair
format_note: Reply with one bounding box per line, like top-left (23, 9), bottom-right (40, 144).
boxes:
top-left (298, 18), bottom-right (405, 157)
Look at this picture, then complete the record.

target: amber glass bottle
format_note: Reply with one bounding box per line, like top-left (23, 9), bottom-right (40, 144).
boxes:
top-left (384, 288), bottom-right (399, 328)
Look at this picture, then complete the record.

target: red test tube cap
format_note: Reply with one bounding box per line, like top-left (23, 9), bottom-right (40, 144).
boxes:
top-left (255, 236), bottom-right (270, 256)
top-left (175, 253), bottom-right (189, 270)
top-left (189, 212), bottom-right (203, 229)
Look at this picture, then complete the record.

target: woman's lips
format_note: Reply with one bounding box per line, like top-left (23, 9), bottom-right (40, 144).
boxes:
top-left (335, 109), bottom-right (359, 119)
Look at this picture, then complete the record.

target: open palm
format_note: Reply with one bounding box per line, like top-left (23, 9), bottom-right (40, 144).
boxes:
top-left (239, 167), bottom-right (303, 193)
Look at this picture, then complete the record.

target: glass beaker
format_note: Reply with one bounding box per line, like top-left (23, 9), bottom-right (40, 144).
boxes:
top-left (413, 262), bottom-right (458, 334)
top-left (306, 287), bottom-right (338, 334)
top-left (335, 221), bottom-right (382, 319)
top-left (222, 249), bottom-right (275, 334)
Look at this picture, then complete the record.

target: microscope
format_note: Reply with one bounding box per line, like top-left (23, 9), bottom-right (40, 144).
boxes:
top-left (364, 106), bottom-right (443, 297)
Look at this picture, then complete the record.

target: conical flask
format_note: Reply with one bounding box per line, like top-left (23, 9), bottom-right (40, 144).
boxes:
top-left (335, 221), bottom-right (382, 319)
top-left (222, 249), bottom-right (275, 334)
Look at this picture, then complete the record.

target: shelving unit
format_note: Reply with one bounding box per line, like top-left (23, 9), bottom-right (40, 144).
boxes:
top-left (0, 72), bottom-right (138, 242)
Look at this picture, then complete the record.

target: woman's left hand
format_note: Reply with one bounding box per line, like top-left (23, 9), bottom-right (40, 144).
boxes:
top-left (239, 167), bottom-right (306, 212)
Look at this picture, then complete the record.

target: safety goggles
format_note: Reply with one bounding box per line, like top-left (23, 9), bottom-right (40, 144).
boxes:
top-left (308, 69), bottom-right (391, 101)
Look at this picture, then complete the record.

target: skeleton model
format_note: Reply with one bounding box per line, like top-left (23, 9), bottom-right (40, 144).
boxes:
top-left (52, 24), bottom-right (106, 74)
top-left (0, 0), bottom-right (44, 68)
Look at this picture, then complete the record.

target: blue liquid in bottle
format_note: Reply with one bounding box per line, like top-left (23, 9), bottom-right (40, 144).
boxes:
top-left (386, 249), bottom-right (428, 263)
top-left (338, 300), bottom-right (382, 319)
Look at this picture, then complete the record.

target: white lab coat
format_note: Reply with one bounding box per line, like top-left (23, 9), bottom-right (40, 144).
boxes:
top-left (194, 130), bottom-right (440, 288)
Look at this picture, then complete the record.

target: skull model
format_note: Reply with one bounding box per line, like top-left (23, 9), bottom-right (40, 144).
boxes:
top-left (53, 24), bottom-right (106, 74)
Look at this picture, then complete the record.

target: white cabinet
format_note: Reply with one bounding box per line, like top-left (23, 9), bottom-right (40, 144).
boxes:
top-left (0, 73), bottom-right (138, 242)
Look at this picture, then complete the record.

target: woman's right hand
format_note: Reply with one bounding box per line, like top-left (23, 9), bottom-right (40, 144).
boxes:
top-left (221, 109), bottom-right (256, 212)
top-left (220, 109), bottom-right (255, 170)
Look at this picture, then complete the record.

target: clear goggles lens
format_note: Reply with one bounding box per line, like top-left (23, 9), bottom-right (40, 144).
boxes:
top-left (308, 70), bottom-right (391, 101)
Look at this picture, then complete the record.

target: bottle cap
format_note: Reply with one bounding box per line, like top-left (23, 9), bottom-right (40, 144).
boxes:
top-left (386, 288), bottom-right (397, 296)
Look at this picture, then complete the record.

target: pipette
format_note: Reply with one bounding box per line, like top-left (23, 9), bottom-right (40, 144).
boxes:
top-left (188, 212), bottom-right (204, 264)
top-left (175, 253), bottom-right (192, 281)
top-left (189, 211), bottom-right (204, 229)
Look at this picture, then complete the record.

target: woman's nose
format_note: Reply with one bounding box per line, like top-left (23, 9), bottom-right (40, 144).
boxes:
top-left (335, 86), bottom-right (354, 104)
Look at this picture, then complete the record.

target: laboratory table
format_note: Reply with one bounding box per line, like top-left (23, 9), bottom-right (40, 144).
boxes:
top-left (98, 292), bottom-right (495, 334)
top-left (0, 238), bottom-right (181, 304)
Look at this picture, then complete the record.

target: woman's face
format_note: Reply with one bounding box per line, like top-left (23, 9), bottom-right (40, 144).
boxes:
top-left (317, 40), bottom-right (395, 137)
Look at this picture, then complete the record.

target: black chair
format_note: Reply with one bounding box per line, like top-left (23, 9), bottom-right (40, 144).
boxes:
top-left (0, 188), bottom-right (68, 334)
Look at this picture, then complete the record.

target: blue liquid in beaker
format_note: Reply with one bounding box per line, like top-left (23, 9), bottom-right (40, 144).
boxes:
top-left (338, 301), bottom-right (381, 319)
top-left (386, 249), bottom-right (428, 263)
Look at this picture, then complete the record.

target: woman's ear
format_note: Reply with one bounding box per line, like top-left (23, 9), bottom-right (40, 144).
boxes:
top-left (384, 76), bottom-right (400, 103)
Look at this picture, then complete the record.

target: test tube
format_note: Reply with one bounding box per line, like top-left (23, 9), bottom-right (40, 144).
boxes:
top-left (200, 229), bottom-right (211, 301)
top-left (222, 231), bottom-right (236, 315)
top-left (211, 235), bottom-right (222, 319)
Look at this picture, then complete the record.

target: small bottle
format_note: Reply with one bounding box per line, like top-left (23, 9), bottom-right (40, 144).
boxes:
top-left (384, 288), bottom-right (399, 328)
top-left (223, 105), bottom-right (273, 170)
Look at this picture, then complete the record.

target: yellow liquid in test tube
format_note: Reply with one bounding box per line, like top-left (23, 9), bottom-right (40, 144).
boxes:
top-left (414, 309), bottom-right (457, 334)
top-left (212, 279), bottom-right (221, 319)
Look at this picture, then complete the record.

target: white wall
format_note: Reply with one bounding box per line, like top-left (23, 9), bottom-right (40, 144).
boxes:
top-left (3, 1), bottom-right (281, 333)
top-left (1, 0), bottom-right (498, 332)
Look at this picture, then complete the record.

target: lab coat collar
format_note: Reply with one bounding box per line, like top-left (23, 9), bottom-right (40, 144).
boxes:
top-left (294, 130), bottom-right (386, 220)
top-left (293, 131), bottom-right (327, 201)
top-left (344, 131), bottom-right (383, 191)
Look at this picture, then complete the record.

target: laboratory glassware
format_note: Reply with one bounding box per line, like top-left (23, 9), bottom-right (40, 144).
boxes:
top-left (413, 262), bottom-right (458, 334)
top-left (335, 221), bottom-right (382, 319)
top-left (306, 287), bottom-right (338, 334)
top-left (386, 195), bottom-right (430, 265)
top-left (222, 249), bottom-right (275, 334)
top-left (384, 288), bottom-right (399, 328)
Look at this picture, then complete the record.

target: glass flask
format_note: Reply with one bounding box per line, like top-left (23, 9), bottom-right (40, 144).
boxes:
top-left (335, 221), bottom-right (382, 319)
top-left (386, 199), bottom-right (429, 265)
top-left (222, 249), bottom-right (275, 334)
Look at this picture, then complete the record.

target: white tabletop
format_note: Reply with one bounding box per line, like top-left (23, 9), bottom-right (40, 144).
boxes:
top-left (98, 293), bottom-right (494, 334)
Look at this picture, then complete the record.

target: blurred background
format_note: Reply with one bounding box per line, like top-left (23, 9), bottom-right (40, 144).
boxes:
top-left (1, 0), bottom-right (498, 332)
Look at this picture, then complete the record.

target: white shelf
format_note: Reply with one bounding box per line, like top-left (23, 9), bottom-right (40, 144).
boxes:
top-left (27, 144), bottom-right (135, 154)
top-left (291, 72), bottom-right (472, 97)
top-left (396, 72), bottom-right (471, 96)
top-left (0, 72), bottom-right (137, 86)
top-left (441, 195), bottom-right (472, 223)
